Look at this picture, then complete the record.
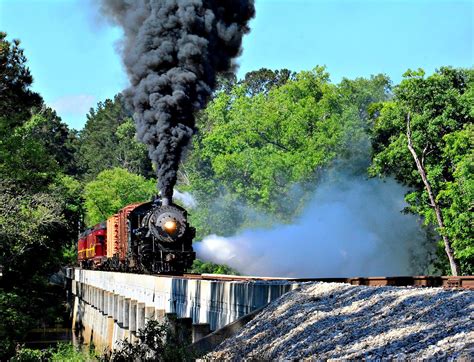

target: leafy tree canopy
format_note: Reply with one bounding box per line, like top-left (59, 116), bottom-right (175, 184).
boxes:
top-left (0, 112), bottom-right (78, 189)
top-left (242, 68), bottom-right (296, 96)
top-left (0, 35), bottom-right (81, 359)
top-left (83, 167), bottom-right (156, 226)
top-left (369, 67), bottom-right (473, 275)
top-left (0, 32), bottom-right (41, 132)
top-left (184, 67), bottom-right (391, 237)
top-left (191, 259), bottom-right (240, 275)
top-left (78, 95), bottom-right (153, 180)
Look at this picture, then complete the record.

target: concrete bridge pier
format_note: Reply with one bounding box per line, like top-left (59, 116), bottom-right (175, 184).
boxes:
top-left (192, 323), bottom-right (211, 343)
top-left (129, 299), bottom-right (137, 342)
top-left (136, 303), bottom-right (146, 333)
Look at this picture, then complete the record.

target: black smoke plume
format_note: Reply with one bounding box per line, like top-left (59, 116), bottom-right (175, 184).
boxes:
top-left (100, 0), bottom-right (255, 202)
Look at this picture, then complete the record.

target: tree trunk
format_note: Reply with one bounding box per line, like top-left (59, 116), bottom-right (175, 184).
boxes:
top-left (406, 114), bottom-right (460, 276)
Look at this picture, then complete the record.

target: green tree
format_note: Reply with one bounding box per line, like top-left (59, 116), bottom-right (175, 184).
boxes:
top-left (36, 106), bottom-right (80, 176)
top-left (0, 114), bottom-right (60, 188)
top-left (440, 124), bottom-right (473, 273)
top-left (0, 112), bottom-right (79, 190)
top-left (0, 182), bottom-right (66, 280)
top-left (0, 32), bottom-right (41, 133)
top-left (338, 74), bottom-right (392, 121)
top-left (13, 342), bottom-right (97, 361)
top-left (0, 35), bottom-right (82, 359)
top-left (83, 167), bottom-right (156, 226)
top-left (78, 95), bottom-right (153, 180)
top-left (198, 67), bottom-right (342, 213)
top-left (110, 320), bottom-right (193, 361)
top-left (369, 67), bottom-right (473, 275)
top-left (0, 180), bottom-right (74, 358)
top-left (185, 67), bottom-right (391, 238)
top-left (0, 292), bottom-right (34, 358)
top-left (242, 67), bottom-right (295, 96)
top-left (115, 119), bottom-right (152, 176)
top-left (191, 259), bottom-right (239, 275)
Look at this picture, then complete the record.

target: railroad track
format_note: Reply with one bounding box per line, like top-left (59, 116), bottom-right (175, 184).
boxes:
top-left (181, 273), bottom-right (474, 289)
top-left (74, 268), bottom-right (474, 289)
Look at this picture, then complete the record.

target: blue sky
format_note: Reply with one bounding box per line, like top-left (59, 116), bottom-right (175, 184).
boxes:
top-left (1, 0), bottom-right (472, 130)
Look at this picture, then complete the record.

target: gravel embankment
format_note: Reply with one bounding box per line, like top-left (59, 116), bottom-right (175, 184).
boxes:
top-left (206, 282), bottom-right (474, 360)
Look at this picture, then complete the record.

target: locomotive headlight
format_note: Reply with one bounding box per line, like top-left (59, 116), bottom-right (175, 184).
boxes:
top-left (163, 220), bottom-right (177, 234)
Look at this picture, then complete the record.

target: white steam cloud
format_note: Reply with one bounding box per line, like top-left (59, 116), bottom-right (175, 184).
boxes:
top-left (195, 173), bottom-right (433, 278)
top-left (173, 189), bottom-right (197, 209)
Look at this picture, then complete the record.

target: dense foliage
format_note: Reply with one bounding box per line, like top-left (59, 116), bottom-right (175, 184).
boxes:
top-left (0, 32), bottom-right (41, 130)
top-left (191, 259), bottom-right (240, 275)
top-left (109, 320), bottom-right (192, 361)
top-left (369, 67), bottom-right (473, 275)
top-left (12, 342), bottom-right (97, 361)
top-left (185, 68), bottom-right (391, 237)
top-left (0, 33), bottom-right (82, 359)
top-left (83, 167), bottom-right (156, 226)
top-left (78, 95), bottom-right (153, 180)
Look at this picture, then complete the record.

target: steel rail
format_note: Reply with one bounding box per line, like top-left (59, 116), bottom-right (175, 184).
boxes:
top-left (179, 273), bottom-right (474, 289)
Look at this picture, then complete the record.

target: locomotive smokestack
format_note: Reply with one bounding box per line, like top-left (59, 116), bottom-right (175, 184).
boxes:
top-left (100, 0), bottom-right (256, 197)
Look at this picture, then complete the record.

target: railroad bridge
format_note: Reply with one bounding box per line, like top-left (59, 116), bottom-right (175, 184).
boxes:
top-left (66, 268), bottom-right (300, 351)
top-left (66, 268), bottom-right (473, 352)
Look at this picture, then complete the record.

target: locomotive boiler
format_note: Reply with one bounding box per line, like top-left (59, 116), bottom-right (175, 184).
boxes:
top-left (78, 196), bottom-right (195, 274)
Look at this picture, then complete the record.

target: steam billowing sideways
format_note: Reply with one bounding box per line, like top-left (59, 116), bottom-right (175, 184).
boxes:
top-left (195, 173), bottom-right (434, 277)
top-left (101, 0), bottom-right (255, 202)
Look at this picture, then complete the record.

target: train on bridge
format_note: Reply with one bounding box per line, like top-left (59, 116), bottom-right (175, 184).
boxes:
top-left (78, 196), bottom-right (196, 274)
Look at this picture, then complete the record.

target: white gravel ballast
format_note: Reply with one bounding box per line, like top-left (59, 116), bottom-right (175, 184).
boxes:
top-left (206, 282), bottom-right (474, 360)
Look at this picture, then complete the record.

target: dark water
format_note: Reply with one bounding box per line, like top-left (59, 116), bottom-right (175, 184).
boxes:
top-left (24, 328), bottom-right (73, 349)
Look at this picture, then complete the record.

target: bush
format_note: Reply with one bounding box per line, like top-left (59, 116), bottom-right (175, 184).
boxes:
top-left (191, 259), bottom-right (240, 275)
top-left (12, 343), bottom-right (96, 362)
top-left (110, 320), bottom-right (193, 362)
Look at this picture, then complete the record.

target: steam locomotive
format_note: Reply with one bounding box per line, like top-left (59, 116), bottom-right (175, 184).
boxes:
top-left (78, 196), bottom-right (195, 274)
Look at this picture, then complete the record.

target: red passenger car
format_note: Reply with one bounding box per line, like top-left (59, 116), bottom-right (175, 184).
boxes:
top-left (78, 235), bottom-right (87, 262)
top-left (78, 222), bottom-right (107, 268)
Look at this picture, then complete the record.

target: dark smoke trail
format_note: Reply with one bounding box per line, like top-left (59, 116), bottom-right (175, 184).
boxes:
top-left (100, 0), bottom-right (255, 202)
